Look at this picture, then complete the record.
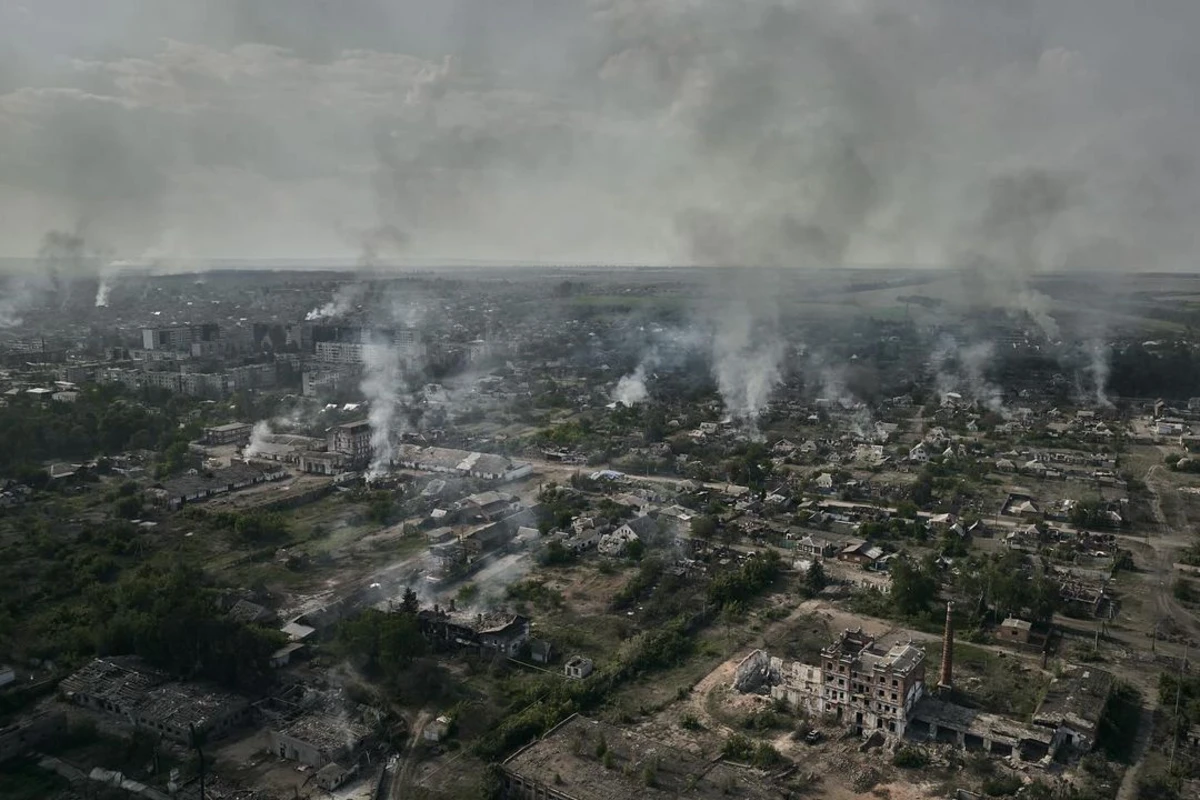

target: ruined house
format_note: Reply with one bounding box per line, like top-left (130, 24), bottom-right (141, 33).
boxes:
top-left (60, 657), bottom-right (251, 745)
top-left (417, 607), bottom-right (530, 657)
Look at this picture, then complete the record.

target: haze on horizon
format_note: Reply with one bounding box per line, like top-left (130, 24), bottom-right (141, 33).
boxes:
top-left (1, 0), bottom-right (1198, 271)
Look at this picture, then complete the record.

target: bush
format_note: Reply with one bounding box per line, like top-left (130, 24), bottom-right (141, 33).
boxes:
top-left (982, 775), bottom-right (1023, 797)
top-left (722, 733), bottom-right (784, 768)
top-left (892, 747), bottom-right (928, 768)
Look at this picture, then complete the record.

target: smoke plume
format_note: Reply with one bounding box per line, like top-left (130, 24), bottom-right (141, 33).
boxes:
top-left (1086, 339), bottom-right (1113, 408)
top-left (242, 420), bottom-right (272, 459)
top-left (710, 295), bottom-right (783, 429)
top-left (361, 341), bottom-right (404, 480)
top-left (612, 362), bottom-right (650, 407)
top-left (1, 1), bottom-right (1197, 274)
top-left (305, 283), bottom-right (365, 322)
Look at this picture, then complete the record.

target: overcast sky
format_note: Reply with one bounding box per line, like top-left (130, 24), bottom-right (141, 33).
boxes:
top-left (1, 0), bottom-right (1197, 268)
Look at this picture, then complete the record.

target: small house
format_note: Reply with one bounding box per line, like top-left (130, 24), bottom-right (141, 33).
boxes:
top-left (996, 617), bottom-right (1032, 645)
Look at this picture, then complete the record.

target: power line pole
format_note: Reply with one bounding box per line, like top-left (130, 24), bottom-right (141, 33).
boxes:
top-left (1169, 642), bottom-right (1188, 771)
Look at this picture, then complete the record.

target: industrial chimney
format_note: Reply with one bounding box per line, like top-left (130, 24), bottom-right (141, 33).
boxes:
top-left (938, 601), bottom-right (954, 692)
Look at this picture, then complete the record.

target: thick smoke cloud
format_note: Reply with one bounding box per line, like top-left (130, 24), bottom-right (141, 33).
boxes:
top-left (0, 1), bottom-right (1196, 272)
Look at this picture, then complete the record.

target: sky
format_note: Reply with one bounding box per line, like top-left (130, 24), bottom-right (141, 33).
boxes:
top-left (1, 0), bottom-right (1197, 269)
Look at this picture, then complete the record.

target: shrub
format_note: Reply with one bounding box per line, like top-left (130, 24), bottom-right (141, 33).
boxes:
top-left (892, 747), bottom-right (928, 769)
top-left (982, 775), bottom-right (1024, 797)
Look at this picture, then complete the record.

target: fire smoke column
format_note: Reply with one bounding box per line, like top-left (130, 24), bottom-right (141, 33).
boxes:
top-left (242, 421), bottom-right (272, 459)
top-left (938, 601), bottom-right (954, 691)
top-left (361, 342), bottom-right (402, 480)
top-left (612, 362), bottom-right (650, 406)
top-left (1087, 340), bottom-right (1114, 408)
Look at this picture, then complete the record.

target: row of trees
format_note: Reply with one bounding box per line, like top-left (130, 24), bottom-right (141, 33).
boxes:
top-left (92, 563), bottom-right (286, 691)
top-left (875, 551), bottom-right (1061, 625)
top-left (0, 386), bottom-right (198, 476)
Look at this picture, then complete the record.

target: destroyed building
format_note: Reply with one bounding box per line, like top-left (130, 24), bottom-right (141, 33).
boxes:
top-left (257, 685), bottom-right (378, 791)
top-left (502, 714), bottom-right (779, 800)
top-left (417, 607), bottom-right (530, 657)
top-left (60, 657), bottom-right (252, 744)
top-left (821, 629), bottom-right (927, 736)
top-left (1031, 666), bottom-right (1114, 753)
top-left (733, 628), bottom-right (926, 736)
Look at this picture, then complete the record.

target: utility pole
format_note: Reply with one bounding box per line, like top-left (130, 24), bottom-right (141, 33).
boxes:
top-left (1169, 642), bottom-right (1188, 771)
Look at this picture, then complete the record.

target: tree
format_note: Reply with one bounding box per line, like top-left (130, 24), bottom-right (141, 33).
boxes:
top-left (691, 515), bottom-right (717, 540)
top-left (889, 558), bottom-right (937, 617)
top-left (400, 587), bottom-right (420, 615)
top-left (367, 492), bottom-right (396, 525)
top-left (114, 494), bottom-right (143, 520)
top-left (803, 561), bottom-right (827, 597)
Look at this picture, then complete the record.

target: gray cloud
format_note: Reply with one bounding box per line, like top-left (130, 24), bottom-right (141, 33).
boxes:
top-left (0, 0), bottom-right (1196, 271)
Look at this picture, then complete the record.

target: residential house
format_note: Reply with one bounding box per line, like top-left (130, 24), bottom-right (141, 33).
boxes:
top-left (908, 443), bottom-right (930, 463)
top-left (795, 534), bottom-right (837, 560)
top-left (995, 618), bottom-right (1032, 645)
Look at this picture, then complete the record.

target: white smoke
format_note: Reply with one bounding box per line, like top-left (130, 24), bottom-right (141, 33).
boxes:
top-left (711, 300), bottom-right (783, 429)
top-left (242, 420), bottom-right (272, 458)
top-left (0, 278), bottom-right (33, 328)
top-left (613, 362), bottom-right (650, 407)
top-left (361, 342), bottom-right (404, 481)
top-left (958, 341), bottom-right (1007, 416)
top-left (305, 284), bottom-right (364, 322)
top-left (93, 279), bottom-right (110, 308)
top-left (1086, 339), bottom-right (1114, 408)
top-left (928, 335), bottom-right (959, 404)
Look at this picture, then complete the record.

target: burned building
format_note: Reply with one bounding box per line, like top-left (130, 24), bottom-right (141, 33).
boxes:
top-left (417, 607), bottom-right (530, 657)
top-left (502, 714), bottom-right (779, 800)
top-left (821, 629), bottom-right (926, 736)
top-left (327, 419), bottom-right (372, 466)
top-left (60, 657), bottom-right (251, 745)
top-left (733, 628), bottom-right (927, 737)
top-left (1032, 666), bottom-right (1114, 753)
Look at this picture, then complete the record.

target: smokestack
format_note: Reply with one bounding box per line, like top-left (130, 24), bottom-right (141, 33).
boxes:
top-left (938, 602), bottom-right (954, 692)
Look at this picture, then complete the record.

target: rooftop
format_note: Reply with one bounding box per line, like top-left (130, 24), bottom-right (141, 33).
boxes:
top-left (61, 657), bottom-right (247, 731)
top-left (278, 711), bottom-right (372, 753)
top-left (1034, 666), bottom-right (1114, 733)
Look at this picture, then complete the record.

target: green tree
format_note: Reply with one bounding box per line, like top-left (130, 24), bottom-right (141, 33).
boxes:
top-left (803, 561), bottom-right (827, 597)
top-left (400, 587), bottom-right (420, 615)
top-left (691, 515), bottom-right (717, 540)
top-left (889, 558), bottom-right (937, 617)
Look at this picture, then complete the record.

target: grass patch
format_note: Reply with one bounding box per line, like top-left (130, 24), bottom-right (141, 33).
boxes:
top-left (923, 641), bottom-right (1048, 719)
top-left (0, 761), bottom-right (68, 800)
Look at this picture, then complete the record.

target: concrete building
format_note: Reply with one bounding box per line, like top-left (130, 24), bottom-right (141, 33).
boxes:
top-left (268, 711), bottom-right (372, 768)
top-left (565, 655), bottom-right (594, 680)
top-left (995, 618), bottom-right (1033, 645)
top-left (141, 324), bottom-right (220, 352)
top-left (1031, 667), bottom-right (1114, 753)
top-left (327, 419), bottom-right (372, 466)
top-left (819, 630), bottom-right (927, 735)
top-left (299, 451), bottom-right (349, 475)
top-left (733, 628), bottom-right (926, 737)
top-left (203, 422), bottom-right (254, 446)
top-left (417, 607), bottom-right (530, 657)
top-left (60, 657), bottom-right (251, 745)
